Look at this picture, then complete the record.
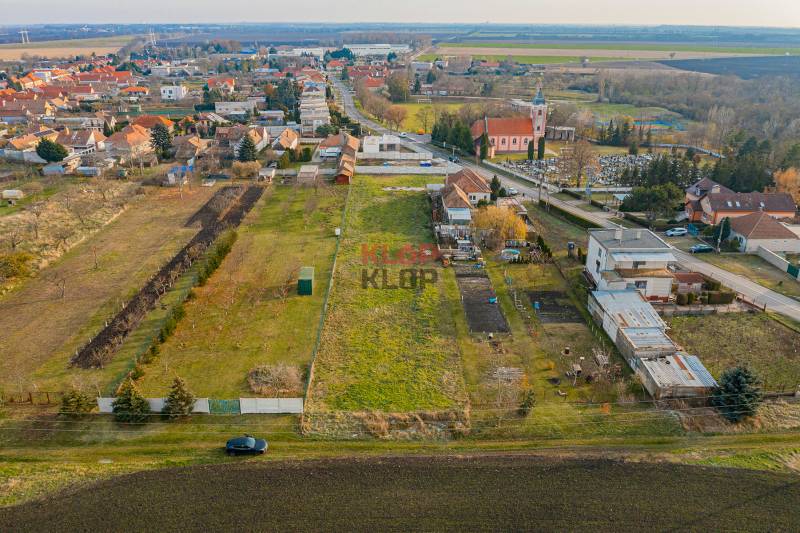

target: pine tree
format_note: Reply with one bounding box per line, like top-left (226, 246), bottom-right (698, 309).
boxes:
top-left (527, 139), bottom-right (535, 161)
top-left (60, 388), bottom-right (94, 417)
top-left (150, 123), bottom-right (172, 159)
top-left (237, 133), bottom-right (258, 162)
top-left (712, 366), bottom-right (762, 422)
top-left (103, 121), bottom-right (114, 138)
top-left (162, 376), bottom-right (196, 419)
top-left (537, 137), bottom-right (546, 160)
top-left (36, 138), bottom-right (68, 162)
top-left (480, 133), bottom-right (490, 160)
top-left (112, 377), bottom-right (151, 423)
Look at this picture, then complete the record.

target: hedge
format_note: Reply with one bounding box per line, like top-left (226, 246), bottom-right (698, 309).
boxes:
top-left (538, 200), bottom-right (601, 229)
top-left (621, 212), bottom-right (685, 231)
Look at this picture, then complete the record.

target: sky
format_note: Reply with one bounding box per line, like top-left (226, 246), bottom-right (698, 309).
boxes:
top-left (1, 0), bottom-right (799, 27)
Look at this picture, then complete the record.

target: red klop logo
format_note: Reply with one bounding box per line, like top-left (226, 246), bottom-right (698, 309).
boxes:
top-left (360, 243), bottom-right (440, 290)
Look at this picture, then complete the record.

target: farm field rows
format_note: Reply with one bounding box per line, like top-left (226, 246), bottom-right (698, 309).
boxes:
top-left (440, 41), bottom-right (800, 55)
top-left (0, 36), bottom-right (136, 60)
top-left (0, 186), bottom-right (216, 394)
top-left (136, 184), bottom-right (346, 397)
top-left (3, 455), bottom-right (800, 531)
top-left (306, 175), bottom-right (468, 416)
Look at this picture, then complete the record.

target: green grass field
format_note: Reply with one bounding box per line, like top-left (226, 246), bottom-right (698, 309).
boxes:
top-left (418, 53), bottom-right (622, 64)
top-left (696, 253), bottom-right (800, 300)
top-left (136, 185), bottom-right (346, 397)
top-left (307, 175), bottom-right (467, 413)
top-left (443, 41), bottom-right (800, 55)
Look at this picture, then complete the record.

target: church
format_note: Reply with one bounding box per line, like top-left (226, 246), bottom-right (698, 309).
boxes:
top-left (470, 88), bottom-right (547, 158)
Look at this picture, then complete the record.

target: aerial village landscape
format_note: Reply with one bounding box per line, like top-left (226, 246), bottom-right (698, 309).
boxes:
top-left (1, 15), bottom-right (800, 530)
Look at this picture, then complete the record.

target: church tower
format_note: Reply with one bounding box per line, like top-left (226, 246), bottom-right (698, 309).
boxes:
top-left (531, 86), bottom-right (547, 142)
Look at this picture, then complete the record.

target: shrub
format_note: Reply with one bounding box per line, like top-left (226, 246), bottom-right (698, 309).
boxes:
top-left (112, 377), bottom-right (151, 423)
top-left (247, 364), bottom-right (302, 396)
top-left (712, 366), bottom-right (762, 422)
top-left (707, 290), bottom-right (735, 304)
top-left (162, 376), bottom-right (196, 419)
top-left (231, 161), bottom-right (261, 179)
top-left (0, 252), bottom-right (34, 282)
top-left (59, 388), bottom-right (94, 417)
top-left (687, 292), bottom-right (696, 305)
top-left (517, 388), bottom-right (536, 417)
top-left (676, 292), bottom-right (689, 305)
top-left (197, 230), bottom-right (237, 286)
top-left (129, 363), bottom-right (145, 381)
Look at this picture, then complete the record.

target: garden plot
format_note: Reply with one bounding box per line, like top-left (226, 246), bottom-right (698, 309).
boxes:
top-left (305, 176), bottom-right (468, 428)
top-left (454, 265), bottom-right (509, 333)
top-left (528, 290), bottom-right (583, 324)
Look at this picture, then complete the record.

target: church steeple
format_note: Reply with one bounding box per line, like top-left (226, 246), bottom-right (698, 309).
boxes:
top-left (532, 86), bottom-right (546, 106)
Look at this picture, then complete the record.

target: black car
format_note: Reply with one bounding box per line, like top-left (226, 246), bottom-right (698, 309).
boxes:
top-left (225, 435), bottom-right (268, 456)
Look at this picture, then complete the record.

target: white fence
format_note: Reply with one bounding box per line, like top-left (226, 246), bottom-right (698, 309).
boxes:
top-left (96, 397), bottom-right (301, 414)
top-left (757, 246), bottom-right (796, 278)
top-left (355, 164), bottom-right (459, 175)
top-left (360, 151), bottom-right (432, 160)
top-left (239, 397), bottom-right (304, 414)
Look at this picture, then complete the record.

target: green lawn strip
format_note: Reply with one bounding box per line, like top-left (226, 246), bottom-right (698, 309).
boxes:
top-left (135, 185), bottom-right (345, 398)
top-left (442, 41), bottom-right (800, 55)
top-left (307, 175), bottom-right (467, 412)
top-left (696, 253), bottom-right (800, 300)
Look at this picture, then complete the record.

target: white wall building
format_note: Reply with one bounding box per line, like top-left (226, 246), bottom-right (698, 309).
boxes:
top-left (160, 85), bottom-right (188, 101)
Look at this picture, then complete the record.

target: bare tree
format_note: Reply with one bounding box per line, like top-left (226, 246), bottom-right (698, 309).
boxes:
top-left (26, 201), bottom-right (46, 240)
top-left (415, 106), bottom-right (433, 133)
top-left (559, 140), bottom-right (599, 188)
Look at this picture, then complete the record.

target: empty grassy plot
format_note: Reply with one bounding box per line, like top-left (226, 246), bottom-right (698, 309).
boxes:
top-left (0, 36), bottom-right (137, 60)
top-left (307, 176), bottom-right (467, 413)
top-left (0, 187), bottom-right (215, 394)
top-left (444, 41), bottom-right (800, 55)
top-left (668, 313), bottom-right (800, 389)
top-left (137, 185), bottom-right (345, 398)
top-left (694, 253), bottom-right (800, 300)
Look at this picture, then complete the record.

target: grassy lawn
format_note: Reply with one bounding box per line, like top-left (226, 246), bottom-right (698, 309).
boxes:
top-left (668, 313), bottom-right (800, 389)
top-left (307, 175), bottom-right (467, 412)
top-left (0, 187), bottom-right (216, 394)
top-left (442, 41), bottom-right (800, 55)
top-left (698, 253), bottom-right (800, 300)
top-left (137, 184), bottom-right (346, 398)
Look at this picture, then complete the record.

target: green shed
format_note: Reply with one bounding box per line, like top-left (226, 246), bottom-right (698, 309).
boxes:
top-left (298, 266), bottom-right (314, 295)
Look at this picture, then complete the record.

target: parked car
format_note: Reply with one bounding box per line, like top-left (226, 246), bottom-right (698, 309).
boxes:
top-left (448, 156), bottom-right (460, 163)
top-left (665, 227), bottom-right (688, 237)
top-left (689, 244), bottom-right (714, 254)
top-left (507, 187), bottom-right (519, 196)
top-left (420, 160), bottom-right (433, 167)
top-left (399, 132), bottom-right (408, 138)
top-left (225, 435), bottom-right (268, 456)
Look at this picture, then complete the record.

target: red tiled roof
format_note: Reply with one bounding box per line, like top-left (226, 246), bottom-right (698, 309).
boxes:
top-left (729, 211), bottom-right (799, 240)
top-left (470, 117), bottom-right (534, 138)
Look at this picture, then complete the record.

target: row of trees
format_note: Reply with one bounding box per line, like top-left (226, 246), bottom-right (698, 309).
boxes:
top-left (430, 112), bottom-right (473, 154)
top-left (355, 80), bottom-right (409, 131)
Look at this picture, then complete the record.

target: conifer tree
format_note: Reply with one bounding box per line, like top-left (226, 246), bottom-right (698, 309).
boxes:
top-left (112, 377), bottom-right (151, 423)
top-left (162, 376), bottom-right (196, 419)
top-left (237, 133), bottom-right (258, 162)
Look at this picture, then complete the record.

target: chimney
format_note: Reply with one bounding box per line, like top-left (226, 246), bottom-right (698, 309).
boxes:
top-left (636, 230), bottom-right (642, 240)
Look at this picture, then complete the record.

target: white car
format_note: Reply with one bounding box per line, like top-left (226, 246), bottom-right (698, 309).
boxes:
top-left (399, 132), bottom-right (408, 138)
top-left (507, 187), bottom-right (519, 196)
top-left (665, 227), bottom-right (688, 237)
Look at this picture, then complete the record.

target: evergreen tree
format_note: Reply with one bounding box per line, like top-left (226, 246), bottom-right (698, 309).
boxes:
top-left (103, 121), bottom-right (114, 138)
top-left (537, 137), bottom-right (546, 160)
top-left (490, 175), bottom-right (502, 200)
top-left (629, 141), bottom-right (639, 156)
top-left (527, 139), bottom-right (535, 161)
top-left (112, 377), bottom-right (151, 423)
top-left (162, 376), bottom-right (197, 419)
top-left (480, 133), bottom-right (490, 160)
top-left (60, 388), bottom-right (94, 417)
top-left (712, 366), bottom-right (762, 422)
top-left (413, 76), bottom-right (421, 94)
top-left (237, 133), bottom-right (258, 162)
top-left (36, 138), bottom-right (68, 162)
top-left (425, 69), bottom-right (436, 84)
top-left (150, 123), bottom-right (172, 159)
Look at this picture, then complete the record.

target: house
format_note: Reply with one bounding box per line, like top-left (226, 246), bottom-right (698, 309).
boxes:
top-left (297, 165), bottom-right (319, 186)
top-left (586, 228), bottom-right (675, 302)
top-left (207, 77), bottom-right (236, 94)
top-left (727, 211), bottom-right (800, 253)
top-left (470, 88), bottom-right (547, 158)
top-left (445, 168), bottom-right (491, 206)
top-left (635, 353), bottom-right (718, 400)
top-left (272, 127), bottom-right (299, 151)
top-left (55, 128), bottom-right (106, 154)
top-left (361, 134), bottom-right (401, 154)
top-left (172, 134), bottom-right (211, 161)
top-left (258, 167), bottom-right (276, 183)
top-left (672, 272), bottom-right (705, 295)
top-left (132, 115), bottom-right (174, 132)
top-left (698, 191), bottom-right (796, 225)
top-left (105, 124), bottom-right (153, 160)
top-left (160, 85), bottom-right (188, 101)
top-left (215, 125), bottom-right (270, 158)
top-left (441, 183), bottom-right (473, 226)
top-left (214, 100), bottom-right (257, 117)
top-left (119, 86), bottom-right (150, 100)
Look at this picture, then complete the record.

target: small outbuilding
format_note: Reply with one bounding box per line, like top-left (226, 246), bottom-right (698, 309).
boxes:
top-left (1, 189), bottom-right (24, 205)
top-left (297, 165), bottom-right (319, 187)
top-left (298, 266), bottom-right (314, 295)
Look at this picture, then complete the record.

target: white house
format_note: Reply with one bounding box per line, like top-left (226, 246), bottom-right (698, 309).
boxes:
top-left (586, 228), bottom-right (675, 302)
top-left (728, 211), bottom-right (800, 253)
top-left (215, 100), bottom-right (257, 117)
top-left (160, 85), bottom-right (188, 101)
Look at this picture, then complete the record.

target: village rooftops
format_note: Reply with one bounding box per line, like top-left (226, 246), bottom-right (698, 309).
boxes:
top-left (639, 353), bottom-right (717, 391)
top-left (590, 290), bottom-right (667, 330)
top-left (445, 168), bottom-right (491, 194)
top-left (729, 211), bottom-right (798, 239)
top-left (706, 191), bottom-right (796, 214)
top-left (589, 228), bottom-right (672, 251)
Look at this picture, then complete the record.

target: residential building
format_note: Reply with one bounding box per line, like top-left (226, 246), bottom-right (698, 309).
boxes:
top-left (160, 85), bottom-right (188, 101)
top-left (441, 183), bottom-right (473, 226)
top-left (297, 165), bottom-right (319, 186)
top-left (586, 228), bottom-right (675, 302)
top-left (727, 211), bottom-right (800, 253)
top-left (105, 124), bottom-right (153, 160)
top-left (132, 115), bottom-right (175, 132)
top-left (445, 168), bottom-right (491, 206)
top-left (214, 100), bottom-right (257, 117)
top-left (55, 128), bottom-right (106, 154)
top-left (698, 191), bottom-right (796, 225)
top-left (272, 127), bottom-right (299, 151)
top-left (207, 77), bottom-right (236, 94)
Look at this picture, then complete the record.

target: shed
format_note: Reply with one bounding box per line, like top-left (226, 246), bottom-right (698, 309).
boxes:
top-left (297, 165), bottom-right (319, 186)
top-left (258, 167), bottom-right (275, 183)
top-left (298, 266), bottom-right (314, 295)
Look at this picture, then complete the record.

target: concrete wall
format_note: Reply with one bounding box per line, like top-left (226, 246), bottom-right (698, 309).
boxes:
top-left (757, 245), bottom-right (792, 274)
top-left (358, 151), bottom-right (431, 160)
top-left (355, 165), bottom-right (457, 175)
top-left (239, 397), bottom-right (304, 414)
top-left (97, 398), bottom-right (211, 414)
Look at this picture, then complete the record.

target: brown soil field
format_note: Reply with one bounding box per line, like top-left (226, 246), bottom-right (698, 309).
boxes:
top-left (0, 37), bottom-right (135, 60)
top-left (1, 455), bottom-right (798, 532)
top-left (436, 46), bottom-right (752, 60)
top-left (0, 186), bottom-right (215, 393)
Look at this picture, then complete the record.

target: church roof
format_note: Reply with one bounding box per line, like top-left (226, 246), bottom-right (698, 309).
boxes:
top-left (471, 117), bottom-right (534, 139)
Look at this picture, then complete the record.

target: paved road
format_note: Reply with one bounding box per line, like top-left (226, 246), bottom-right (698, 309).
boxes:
top-left (333, 80), bottom-right (800, 321)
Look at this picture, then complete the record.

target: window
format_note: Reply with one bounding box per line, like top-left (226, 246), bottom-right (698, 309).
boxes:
top-left (595, 260), bottom-right (601, 273)
top-left (635, 280), bottom-right (648, 290)
top-left (501, 138), bottom-right (506, 145)
top-left (512, 138), bottom-right (517, 144)
top-left (536, 126), bottom-right (540, 131)
top-left (538, 110), bottom-right (543, 116)
top-left (632, 261), bottom-right (644, 269)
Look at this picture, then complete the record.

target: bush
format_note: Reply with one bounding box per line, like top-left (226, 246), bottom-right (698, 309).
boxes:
top-left (517, 388), bottom-right (536, 417)
top-left (676, 292), bottom-right (689, 305)
top-left (129, 363), bottom-right (145, 381)
top-left (60, 388), bottom-right (94, 417)
top-left (112, 377), bottom-right (151, 423)
top-left (687, 292), bottom-right (696, 305)
top-left (231, 161), bottom-right (261, 179)
top-left (158, 302), bottom-right (185, 343)
top-left (197, 230), bottom-right (237, 286)
top-left (538, 200), bottom-right (600, 229)
top-left (247, 364), bottom-right (302, 395)
top-left (0, 252), bottom-right (34, 282)
top-left (707, 290), bottom-right (735, 304)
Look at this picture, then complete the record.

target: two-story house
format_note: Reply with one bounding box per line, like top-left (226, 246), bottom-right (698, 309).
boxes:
top-left (445, 168), bottom-right (491, 206)
top-left (586, 228), bottom-right (675, 302)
